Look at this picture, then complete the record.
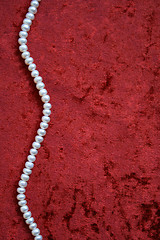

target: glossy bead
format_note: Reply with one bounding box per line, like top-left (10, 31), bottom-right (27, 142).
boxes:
top-left (35, 135), bottom-right (43, 143)
top-left (43, 109), bottom-right (51, 116)
top-left (19, 31), bottom-right (28, 38)
top-left (40, 122), bottom-right (48, 129)
top-left (19, 180), bottom-right (27, 188)
top-left (43, 103), bottom-right (52, 109)
top-left (25, 57), bottom-right (33, 65)
top-left (26, 217), bottom-right (34, 225)
top-left (25, 161), bottom-right (34, 169)
top-left (17, 187), bottom-right (26, 194)
top-left (28, 63), bottom-right (36, 71)
top-left (30, 148), bottom-right (38, 155)
top-left (23, 168), bottom-right (32, 175)
top-left (34, 76), bottom-right (42, 83)
top-left (39, 89), bottom-right (47, 96)
top-left (18, 37), bottom-right (27, 45)
top-left (19, 44), bottom-right (28, 52)
top-left (32, 228), bottom-right (40, 236)
top-left (42, 116), bottom-right (50, 123)
top-left (29, 222), bottom-right (37, 230)
top-left (20, 205), bottom-right (29, 213)
top-left (27, 155), bottom-right (36, 162)
top-left (35, 236), bottom-right (43, 240)
top-left (22, 51), bottom-right (30, 59)
top-left (36, 82), bottom-right (44, 90)
top-left (28, 6), bottom-right (37, 14)
top-left (23, 18), bottom-right (32, 26)
top-left (31, 0), bottom-right (39, 8)
top-left (37, 128), bottom-right (46, 136)
top-left (26, 12), bottom-right (35, 20)
top-left (18, 200), bottom-right (27, 206)
top-left (41, 95), bottom-right (50, 103)
top-left (17, 193), bottom-right (25, 201)
top-left (21, 23), bottom-right (30, 32)
top-left (21, 173), bottom-right (29, 181)
top-left (32, 141), bottom-right (41, 149)
top-left (31, 70), bottom-right (39, 77)
top-left (23, 211), bottom-right (31, 219)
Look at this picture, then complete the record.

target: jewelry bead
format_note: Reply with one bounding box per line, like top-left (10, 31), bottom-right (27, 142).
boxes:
top-left (23, 18), bottom-right (32, 26)
top-left (19, 31), bottom-right (28, 38)
top-left (21, 174), bottom-right (30, 181)
top-left (34, 76), bottom-right (42, 83)
top-left (26, 217), bottom-right (34, 225)
top-left (31, 0), bottom-right (39, 8)
top-left (19, 44), bottom-right (28, 52)
top-left (29, 223), bottom-right (37, 230)
top-left (28, 63), bottom-right (36, 71)
top-left (25, 161), bottom-right (34, 169)
top-left (23, 211), bottom-right (31, 219)
top-left (17, 187), bottom-right (26, 194)
top-left (35, 135), bottom-right (43, 143)
top-left (31, 70), bottom-right (39, 77)
top-left (21, 23), bottom-right (30, 32)
top-left (35, 236), bottom-right (43, 240)
top-left (23, 168), bottom-right (32, 175)
top-left (17, 194), bottom-right (25, 201)
top-left (27, 155), bottom-right (36, 162)
top-left (42, 116), bottom-right (50, 123)
top-left (40, 122), bottom-right (48, 129)
top-left (43, 103), bottom-right (52, 109)
top-left (22, 51), bottom-right (30, 59)
top-left (19, 180), bottom-right (27, 188)
top-left (43, 109), bottom-right (51, 116)
top-left (39, 89), bottom-right (47, 96)
top-left (36, 82), bottom-right (45, 90)
top-left (18, 200), bottom-right (27, 206)
top-left (32, 228), bottom-right (40, 236)
top-left (41, 94), bottom-right (50, 103)
top-left (26, 12), bottom-right (35, 20)
top-left (18, 37), bottom-right (27, 45)
top-left (20, 205), bottom-right (29, 213)
top-left (30, 148), bottom-right (38, 155)
top-left (32, 141), bottom-right (41, 149)
top-left (25, 57), bottom-right (34, 65)
top-left (37, 128), bottom-right (46, 136)
top-left (28, 6), bottom-right (37, 14)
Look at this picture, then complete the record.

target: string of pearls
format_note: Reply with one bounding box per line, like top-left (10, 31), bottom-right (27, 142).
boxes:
top-left (17, 1), bottom-right (51, 239)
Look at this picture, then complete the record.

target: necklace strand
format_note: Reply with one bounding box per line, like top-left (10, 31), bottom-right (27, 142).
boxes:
top-left (17, 1), bottom-right (51, 239)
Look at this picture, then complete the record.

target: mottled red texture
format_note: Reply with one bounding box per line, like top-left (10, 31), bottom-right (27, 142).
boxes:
top-left (0, 0), bottom-right (160, 239)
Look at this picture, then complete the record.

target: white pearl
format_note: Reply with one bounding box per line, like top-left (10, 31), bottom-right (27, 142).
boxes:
top-left (21, 23), bottom-right (30, 32)
top-left (41, 95), bottom-right (50, 103)
top-left (17, 187), bottom-right (26, 194)
top-left (18, 37), bottom-right (27, 45)
top-left (19, 180), bottom-right (27, 188)
top-left (22, 51), bottom-right (30, 59)
top-left (32, 141), bottom-right (41, 149)
top-left (36, 82), bottom-right (45, 90)
top-left (28, 6), bottom-right (37, 14)
top-left (43, 103), bottom-right (52, 109)
top-left (28, 63), bottom-right (36, 71)
top-left (23, 168), bottom-right (32, 175)
top-left (26, 12), bottom-right (35, 20)
top-left (32, 228), bottom-right (40, 236)
top-left (31, 0), bottom-right (39, 8)
top-left (25, 57), bottom-right (33, 65)
top-left (19, 44), bottom-right (28, 52)
top-left (35, 236), bottom-right (43, 240)
top-left (35, 135), bottom-right (43, 143)
top-left (25, 161), bottom-right (34, 169)
top-left (37, 128), bottom-right (46, 136)
top-left (19, 31), bottom-right (28, 38)
top-left (31, 70), bottom-right (39, 77)
top-left (43, 109), bottom-right (51, 116)
top-left (28, 155), bottom-right (36, 162)
top-left (30, 148), bottom-right (38, 155)
top-left (42, 116), bottom-right (50, 123)
top-left (39, 89), bottom-right (47, 96)
top-left (20, 205), bottom-right (29, 213)
top-left (21, 174), bottom-right (29, 181)
top-left (26, 217), bottom-right (34, 225)
top-left (34, 76), bottom-right (42, 83)
top-left (18, 200), bottom-right (27, 206)
top-left (29, 223), bottom-right (37, 230)
top-left (40, 122), bottom-right (48, 129)
top-left (23, 211), bottom-right (31, 219)
top-left (17, 193), bottom-right (25, 201)
top-left (23, 18), bottom-right (32, 26)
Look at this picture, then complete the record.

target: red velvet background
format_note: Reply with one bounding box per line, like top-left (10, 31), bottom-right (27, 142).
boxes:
top-left (0, 0), bottom-right (160, 239)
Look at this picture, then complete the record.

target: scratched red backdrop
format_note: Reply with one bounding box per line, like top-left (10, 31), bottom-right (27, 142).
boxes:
top-left (1, 0), bottom-right (160, 239)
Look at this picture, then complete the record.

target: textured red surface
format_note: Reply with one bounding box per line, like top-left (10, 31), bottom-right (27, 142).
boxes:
top-left (0, 0), bottom-right (160, 239)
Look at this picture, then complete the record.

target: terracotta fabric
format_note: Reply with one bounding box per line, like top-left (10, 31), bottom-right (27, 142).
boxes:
top-left (1, 0), bottom-right (160, 239)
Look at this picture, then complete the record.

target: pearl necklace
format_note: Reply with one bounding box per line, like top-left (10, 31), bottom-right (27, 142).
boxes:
top-left (17, 1), bottom-right (51, 239)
